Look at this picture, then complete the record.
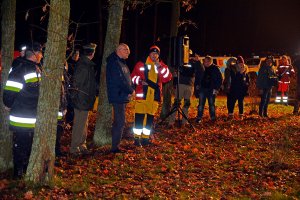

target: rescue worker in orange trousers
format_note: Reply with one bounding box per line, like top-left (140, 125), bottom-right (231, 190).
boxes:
top-left (131, 45), bottom-right (172, 146)
top-left (275, 55), bottom-right (295, 104)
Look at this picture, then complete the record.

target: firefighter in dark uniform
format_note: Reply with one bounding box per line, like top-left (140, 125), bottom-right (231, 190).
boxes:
top-left (3, 42), bottom-right (43, 178)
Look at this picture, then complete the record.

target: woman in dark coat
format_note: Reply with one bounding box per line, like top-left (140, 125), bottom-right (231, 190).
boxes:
top-left (227, 56), bottom-right (250, 119)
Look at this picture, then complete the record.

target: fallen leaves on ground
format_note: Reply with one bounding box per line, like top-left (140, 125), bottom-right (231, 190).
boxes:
top-left (0, 96), bottom-right (299, 199)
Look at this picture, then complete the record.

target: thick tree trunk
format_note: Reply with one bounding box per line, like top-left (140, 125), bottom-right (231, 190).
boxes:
top-left (93, 0), bottom-right (125, 146)
top-left (25, 0), bottom-right (70, 184)
top-left (160, 0), bottom-right (180, 120)
top-left (0, 0), bottom-right (16, 173)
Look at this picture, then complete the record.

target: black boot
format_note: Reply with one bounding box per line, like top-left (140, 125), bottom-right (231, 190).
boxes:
top-left (134, 138), bottom-right (141, 147)
top-left (13, 165), bottom-right (24, 179)
top-left (141, 138), bottom-right (152, 146)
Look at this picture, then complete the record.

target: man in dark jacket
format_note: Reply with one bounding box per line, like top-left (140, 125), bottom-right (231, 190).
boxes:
top-left (106, 43), bottom-right (134, 153)
top-left (256, 56), bottom-right (277, 117)
top-left (170, 53), bottom-right (204, 126)
top-left (70, 43), bottom-right (97, 155)
top-left (195, 55), bottom-right (223, 123)
top-left (3, 42), bottom-right (43, 178)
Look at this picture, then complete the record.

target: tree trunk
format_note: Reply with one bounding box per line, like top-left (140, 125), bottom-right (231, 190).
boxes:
top-left (0, 0), bottom-right (16, 173)
top-left (25, 0), bottom-right (70, 184)
top-left (93, 0), bottom-right (125, 146)
top-left (160, 0), bottom-right (180, 120)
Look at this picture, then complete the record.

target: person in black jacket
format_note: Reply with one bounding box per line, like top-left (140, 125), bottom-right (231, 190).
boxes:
top-left (195, 56), bottom-right (223, 123)
top-left (70, 43), bottom-right (97, 155)
top-left (170, 53), bottom-right (204, 126)
top-left (256, 56), bottom-right (277, 117)
top-left (65, 50), bottom-right (80, 127)
top-left (227, 56), bottom-right (250, 119)
top-left (223, 57), bottom-right (237, 114)
top-left (106, 43), bottom-right (134, 153)
top-left (3, 42), bottom-right (43, 179)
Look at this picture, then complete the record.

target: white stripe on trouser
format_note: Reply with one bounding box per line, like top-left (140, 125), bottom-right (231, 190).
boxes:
top-left (133, 128), bottom-right (142, 136)
top-left (136, 93), bottom-right (144, 97)
top-left (283, 96), bottom-right (288, 103)
top-left (143, 128), bottom-right (151, 136)
top-left (275, 97), bottom-right (281, 103)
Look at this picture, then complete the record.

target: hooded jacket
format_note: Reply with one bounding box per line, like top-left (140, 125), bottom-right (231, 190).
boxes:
top-left (223, 57), bottom-right (237, 93)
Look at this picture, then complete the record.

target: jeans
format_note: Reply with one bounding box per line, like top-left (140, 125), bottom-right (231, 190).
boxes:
top-left (112, 103), bottom-right (126, 151)
top-left (197, 89), bottom-right (216, 120)
top-left (259, 88), bottom-right (272, 116)
top-left (227, 94), bottom-right (245, 115)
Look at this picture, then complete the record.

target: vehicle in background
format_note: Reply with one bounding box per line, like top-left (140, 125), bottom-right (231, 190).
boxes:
top-left (198, 55), bottom-right (292, 76)
top-left (199, 56), bottom-right (232, 77)
top-left (246, 55), bottom-right (292, 74)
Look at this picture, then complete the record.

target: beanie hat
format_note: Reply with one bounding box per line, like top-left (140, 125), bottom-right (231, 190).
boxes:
top-left (149, 45), bottom-right (160, 55)
top-left (236, 56), bottom-right (244, 64)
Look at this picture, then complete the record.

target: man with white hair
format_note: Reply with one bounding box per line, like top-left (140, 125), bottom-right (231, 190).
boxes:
top-left (106, 43), bottom-right (135, 153)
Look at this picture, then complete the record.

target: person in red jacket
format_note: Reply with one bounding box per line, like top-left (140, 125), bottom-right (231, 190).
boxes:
top-left (131, 45), bottom-right (172, 146)
top-left (275, 55), bottom-right (295, 104)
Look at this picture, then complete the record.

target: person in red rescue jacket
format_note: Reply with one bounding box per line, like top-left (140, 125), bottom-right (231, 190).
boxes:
top-left (131, 45), bottom-right (172, 146)
top-left (275, 55), bottom-right (295, 104)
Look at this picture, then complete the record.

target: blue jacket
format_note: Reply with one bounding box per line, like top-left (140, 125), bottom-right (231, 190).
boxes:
top-left (106, 52), bottom-right (134, 104)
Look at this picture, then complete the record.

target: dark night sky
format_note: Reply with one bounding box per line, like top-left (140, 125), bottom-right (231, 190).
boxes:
top-left (13, 0), bottom-right (300, 66)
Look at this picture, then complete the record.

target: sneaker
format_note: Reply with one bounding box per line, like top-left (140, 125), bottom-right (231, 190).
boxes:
top-left (13, 167), bottom-right (24, 180)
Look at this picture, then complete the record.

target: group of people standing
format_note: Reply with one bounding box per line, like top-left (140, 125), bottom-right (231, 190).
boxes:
top-left (2, 40), bottom-right (295, 179)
